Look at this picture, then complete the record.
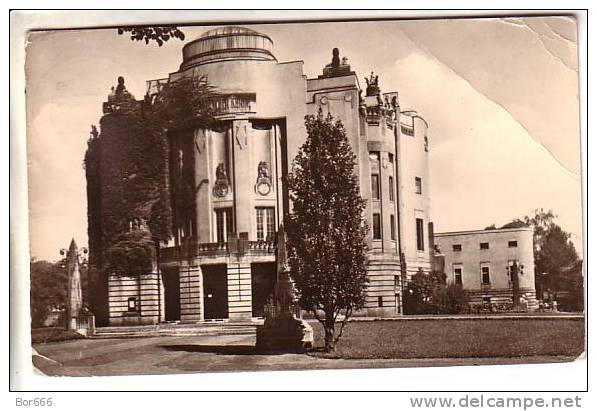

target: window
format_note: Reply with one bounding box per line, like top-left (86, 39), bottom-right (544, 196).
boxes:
top-left (454, 268), bottom-right (463, 285)
top-left (416, 218), bottom-right (425, 251)
top-left (453, 244), bottom-right (462, 252)
top-left (508, 240), bottom-right (518, 248)
top-left (390, 215), bottom-right (396, 240)
top-left (389, 176), bottom-right (394, 202)
top-left (378, 296), bottom-right (384, 307)
top-left (215, 208), bottom-right (233, 243)
top-left (256, 207), bottom-right (275, 241)
top-left (480, 242), bottom-right (489, 250)
top-left (481, 265), bottom-right (490, 284)
top-left (372, 213), bottom-right (382, 239)
top-left (127, 297), bottom-right (137, 312)
top-left (415, 177), bottom-right (422, 194)
top-left (371, 174), bottom-right (380, 199)
top-left (388, 153), bottom-right (394, 166)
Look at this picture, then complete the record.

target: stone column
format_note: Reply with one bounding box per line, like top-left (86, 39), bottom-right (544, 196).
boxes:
top-left (179, 265), bottom-right (202, 322)
top-left (232, 120), bottom-right (253, 237)
top-left (227, 262), bottom-right (252, 320)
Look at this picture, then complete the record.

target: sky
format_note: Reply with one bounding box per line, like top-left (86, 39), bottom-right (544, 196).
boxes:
top-left (25, 16), bottom-right (582, 262)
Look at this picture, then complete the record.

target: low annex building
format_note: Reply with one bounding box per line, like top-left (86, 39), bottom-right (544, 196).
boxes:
top-left (434, 227), bottom-right (537, 308)
top-left (87, 26), bottom-right (432, 325)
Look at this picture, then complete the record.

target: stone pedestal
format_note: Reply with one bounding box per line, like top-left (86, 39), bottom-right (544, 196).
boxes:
top-left (256, 312), bottom-right (313, 353)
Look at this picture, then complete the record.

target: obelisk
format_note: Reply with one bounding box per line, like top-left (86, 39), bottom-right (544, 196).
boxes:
top-left (66, 239), bottom-right (83, 330)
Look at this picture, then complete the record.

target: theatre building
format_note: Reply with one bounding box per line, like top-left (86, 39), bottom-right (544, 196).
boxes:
top-left (94, 26), bottom-right (432, 325)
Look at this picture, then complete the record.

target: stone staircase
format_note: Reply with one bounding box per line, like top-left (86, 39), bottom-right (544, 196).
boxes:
top-left (90, 320), bottom-right (261, 339)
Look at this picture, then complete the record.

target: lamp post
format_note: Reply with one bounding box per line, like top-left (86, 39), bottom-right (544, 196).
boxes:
top-left (60, 239), bottom-right (88, 331)
top-left (506, 261), bottom-right (524, 311)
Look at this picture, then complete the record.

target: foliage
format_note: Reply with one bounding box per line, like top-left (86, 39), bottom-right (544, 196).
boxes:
top-left (84, 76), bottom-right (215, 286)
top-left (501, 209), bottom-right (582, 309)
top-left (403, 270), bottom-right (470, 315)
top-left (286, 110), bottom-right (368, 352)
top-left (31, 327), bottom-right (86, 344)
top-left (117, 26), bottom-right (185, 46)
top-left (30, 258), bottom-right (90, 328)
top-left (500, 219), bottom-right (527, 229)
top-left (433, 283), bottom-right (471, 314)
top-left (30, 260), bottom-right (68, 328)
top-left (104, 230), bottom-right (156, 275)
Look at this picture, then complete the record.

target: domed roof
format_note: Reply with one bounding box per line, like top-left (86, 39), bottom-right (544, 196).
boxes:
top-left (198, 26), bottom-right (261, 39)
top-left (180, 26), bottom-right (276, 70)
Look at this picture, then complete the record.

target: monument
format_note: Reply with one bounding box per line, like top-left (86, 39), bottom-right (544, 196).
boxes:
top-left (60, 239), bottom-right (84, 331)
top-left (256, 224), bottom-right (313, 352)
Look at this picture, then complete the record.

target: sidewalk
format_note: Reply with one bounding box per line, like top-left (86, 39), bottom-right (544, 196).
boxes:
top-left (32, 334), bottom-right (577, 377)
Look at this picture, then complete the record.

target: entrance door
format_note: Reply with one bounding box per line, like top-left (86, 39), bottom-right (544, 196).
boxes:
top-left (202, 265), bottom-right (229, 320)
top-left (251, 263), bottom-right (277, 317)
top-left (162, 268), bottom-right (180, 321)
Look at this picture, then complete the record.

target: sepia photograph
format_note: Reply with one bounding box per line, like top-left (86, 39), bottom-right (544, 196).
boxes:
top-left (13, 10), bottom-right (585, 387)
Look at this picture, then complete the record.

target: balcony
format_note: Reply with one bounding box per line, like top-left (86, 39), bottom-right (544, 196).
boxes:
top-left (207, 93), bottom-right (257, 116)
top-left (160, 237), bottom-right (275, 261)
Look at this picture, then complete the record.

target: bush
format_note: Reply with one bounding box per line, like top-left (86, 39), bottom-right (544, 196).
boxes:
top-left (432, 284), bottom-right (470, 314)
top-left (403, 271), bottom-right (470, 315)
top-left (31, 328), bottom-right (86, 344)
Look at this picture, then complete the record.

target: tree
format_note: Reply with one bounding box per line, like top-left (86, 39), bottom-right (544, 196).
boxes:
top-left (501, 209), bottom-right (582, 307)
top-left (117, 26), bottom-right (185, 46)
top-left (286, 111), bottom-right (368, 353)
top-left (535, 224), bottom-right (580, 298)
top-left (30, 260), bottom-right (68, 328)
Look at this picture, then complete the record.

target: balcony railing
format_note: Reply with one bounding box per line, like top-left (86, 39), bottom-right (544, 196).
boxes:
top-left (160, 237), bottom-right (274, 260)
top-left (207, 93), bottom-right (256, 115)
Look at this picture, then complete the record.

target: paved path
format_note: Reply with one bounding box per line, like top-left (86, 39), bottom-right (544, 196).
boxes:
top-left (32, 334), bottom-right (576, 377)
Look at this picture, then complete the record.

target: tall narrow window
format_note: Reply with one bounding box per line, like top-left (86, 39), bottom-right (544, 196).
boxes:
top-left (454, 267), bottom-right (463, 285)
top-left (390, 214), bottom-right (396, 240)
top-left (373, 213), bottom-right (382, 239)
top-left (481, 265), bottom-right (491, 284)
top-left (256, 207), bottom-right (275, 241)
top-left (389, 176), bottom-right (394, 202)
top-left (416, 218), bottom-right (425, 251)
top-left (371, 174), bottom-right (380, 200)
top-left (215, 208), bottom-right (233, 243)
top-left (415, 177), bottom-right (422, 194)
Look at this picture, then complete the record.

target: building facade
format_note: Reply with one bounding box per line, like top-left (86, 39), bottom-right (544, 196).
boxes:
top-left (434, 227), bottom-right (537, 308)
top-left (96, 26), bottom-right (432, 325)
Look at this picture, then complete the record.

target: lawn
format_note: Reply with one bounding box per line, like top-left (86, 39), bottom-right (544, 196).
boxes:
top-left (310, 318), bottom-right (585, 359)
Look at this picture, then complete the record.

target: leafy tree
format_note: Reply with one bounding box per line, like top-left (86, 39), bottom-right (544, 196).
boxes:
top-left (30, 258), bottom-right (90, 328)
top-left (536, 224), bottom-right (580, 297)
top-left (286, 111), bottom-right (368, 353)
top-left (30, 260), bottom-right (68, 328)
top-left (117, 26), bottom-right (185, 46)
top-left (501, 209), bottom-right (582, 308)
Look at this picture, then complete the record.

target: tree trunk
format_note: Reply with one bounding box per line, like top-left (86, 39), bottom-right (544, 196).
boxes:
top-left (324, 323), bottom-right (335, 353)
